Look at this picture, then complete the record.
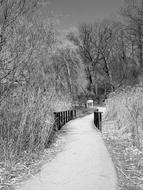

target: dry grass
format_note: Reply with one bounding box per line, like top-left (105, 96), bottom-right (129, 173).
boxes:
top-left (0, 87), bottom-right (72, 189)
top-left (105, 85), bottom-right (143, 149)
top-left (103, 85), bottom-right (143, 190)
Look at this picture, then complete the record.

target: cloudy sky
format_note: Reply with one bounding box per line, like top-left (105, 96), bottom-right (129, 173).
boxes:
top-left (50, 0), bottom-right (124, 29)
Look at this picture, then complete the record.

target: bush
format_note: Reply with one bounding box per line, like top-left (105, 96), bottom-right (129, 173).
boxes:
top-left (0, 87), bottom-right (72, 167)
top-left (105, 85), bottom-right (143, 149)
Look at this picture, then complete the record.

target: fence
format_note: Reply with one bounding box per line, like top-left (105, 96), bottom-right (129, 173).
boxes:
top-left (94, 109), bottom-right (102, 131)
top-left (54, 110), bottom-right (76, 130)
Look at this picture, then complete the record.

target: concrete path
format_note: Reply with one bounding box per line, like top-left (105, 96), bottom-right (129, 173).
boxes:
top-left (16, 107), bottom-right (117, 190)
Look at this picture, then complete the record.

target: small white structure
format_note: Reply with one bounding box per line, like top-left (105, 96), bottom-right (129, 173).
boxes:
top-left (86, 99), bottom-right (94, 108)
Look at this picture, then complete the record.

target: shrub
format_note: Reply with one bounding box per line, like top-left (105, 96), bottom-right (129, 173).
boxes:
top-left (105, 85), bottom-right (143, 149)
top-left (0, 87), bottom-right (72, 167)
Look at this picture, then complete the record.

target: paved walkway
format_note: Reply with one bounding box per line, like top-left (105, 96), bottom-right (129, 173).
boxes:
top-left (16, 107), bottom-right (117, 190)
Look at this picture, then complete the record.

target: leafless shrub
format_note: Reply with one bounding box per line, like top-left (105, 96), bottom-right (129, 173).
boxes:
top-left (0, 88), bottom-right (72, 169)
top-left (105, 85), bottom-right (143, 149)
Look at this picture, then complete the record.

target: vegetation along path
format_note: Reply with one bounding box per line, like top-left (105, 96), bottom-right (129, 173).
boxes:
top-left (16, 107), bottom-right (117, 190)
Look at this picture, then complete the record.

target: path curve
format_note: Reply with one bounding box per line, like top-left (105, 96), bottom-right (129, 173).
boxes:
top-left (16, 107), bottom-right (117, 190)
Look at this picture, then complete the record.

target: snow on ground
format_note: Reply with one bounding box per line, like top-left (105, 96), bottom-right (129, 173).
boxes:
top-left (16, 108), bottom-right (117, 190)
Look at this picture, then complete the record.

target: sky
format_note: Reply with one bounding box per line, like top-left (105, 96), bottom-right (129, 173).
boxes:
top-left (50, 0), bottom-right (124, 30)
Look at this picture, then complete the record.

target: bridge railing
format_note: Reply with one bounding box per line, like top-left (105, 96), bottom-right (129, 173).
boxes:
top-left (54, 108), bottom-right (102, 132)
top-left (54, 110), bottom-right (76, 130)
top-left (94, 109), bottom-right (102, 131)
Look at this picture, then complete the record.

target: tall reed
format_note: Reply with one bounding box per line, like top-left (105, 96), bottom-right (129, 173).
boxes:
top-left (105, 85), bottom-right (143, 149)
top-left (0, 87), bottom-right (72, 167)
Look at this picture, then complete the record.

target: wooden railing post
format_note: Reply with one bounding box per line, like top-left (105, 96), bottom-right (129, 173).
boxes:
top-left (94, 110), bottom-right (102, 132)
top-left (57, 112), bottom-right (60, 130)
top-left (66, 111), bottom-right (68, 122)
top-left (74, 110), bottom-right (76, 118)
top-left (71, 110), bottom-right (73, 119)
top-left (68, 110), bottom-right (70, 121)
top-left (59, 112), bottom-right (62, 129)
top-left (69, 110), bottom-right (71, 120)
top-left (64, 111), bottom-right (66, 124)
top-left (70, 110), bottom-right (72, 120)
top-left (54, 112), bottom-right (58, 130)
top-left (61, 112), bottom-right (64, 127)
top-left (99, 112), bottom-right (102, 131)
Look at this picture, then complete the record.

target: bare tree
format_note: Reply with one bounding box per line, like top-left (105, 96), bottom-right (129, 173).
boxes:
top-left (68, 23), bottom-right (104, 95)
top-left (0, 0), bottom-right (39, 50)
top-left (0, 1), bottom-right (57, 102)
top-left (121, 0), bottom-right (143, 69)
top-left (68, 22), bottom-right (117, 96)
top-left (50, 45), bottom-right (84, 100)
